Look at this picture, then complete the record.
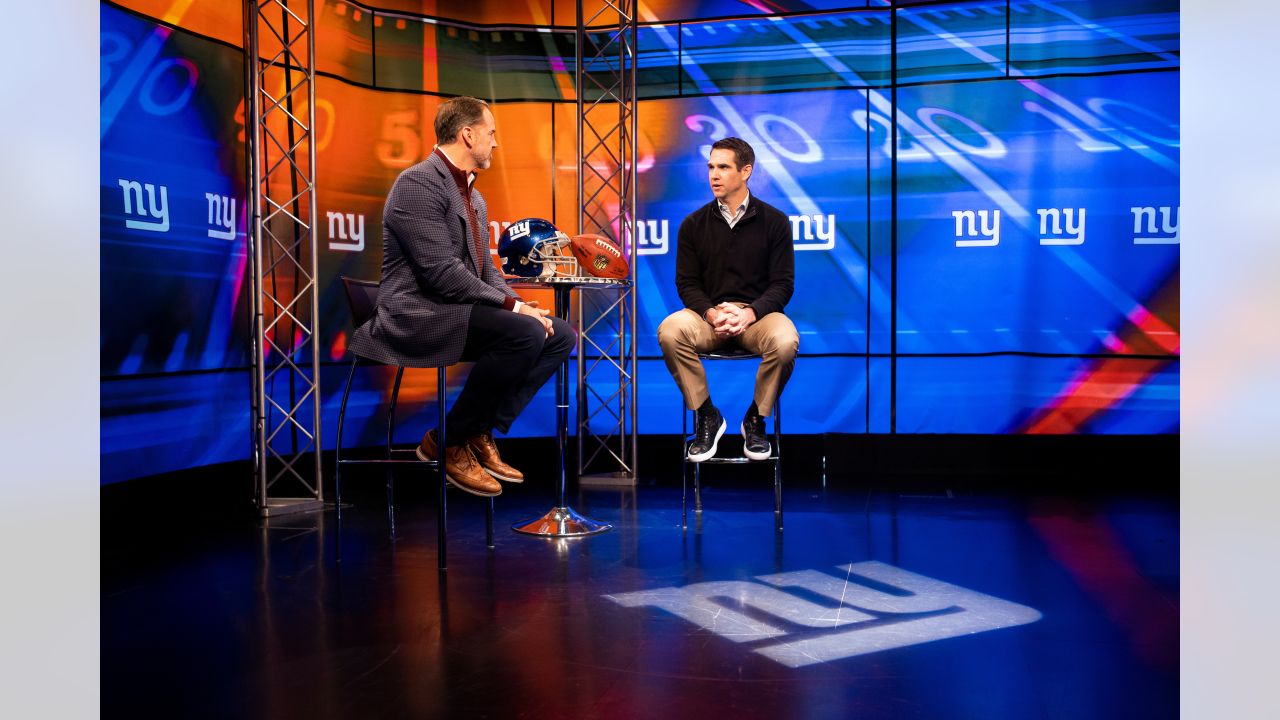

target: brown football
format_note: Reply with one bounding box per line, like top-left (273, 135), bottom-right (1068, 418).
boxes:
top-left (568, 233), bottom-right (629, 279)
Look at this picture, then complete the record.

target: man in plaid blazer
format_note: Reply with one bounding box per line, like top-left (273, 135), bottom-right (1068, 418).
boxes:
top-left (349, 96), bottom-right (573, 497)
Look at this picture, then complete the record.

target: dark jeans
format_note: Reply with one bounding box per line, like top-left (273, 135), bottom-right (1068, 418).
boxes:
top-left (444, 304), bottom-right (574, 444)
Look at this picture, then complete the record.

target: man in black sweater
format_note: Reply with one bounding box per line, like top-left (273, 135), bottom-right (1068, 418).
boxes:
top-left (657, 137), bottom-right (798, 462)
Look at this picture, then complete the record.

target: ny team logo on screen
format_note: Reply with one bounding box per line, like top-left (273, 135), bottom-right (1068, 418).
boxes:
top-left (952, 206), bottom-right (1180, 247)
top-left (606, 561), bottom-right (1041, 668)
top-left (327, 211), bottom-right (366, 252)
top-left (115, 180), bottom-right (246, 241)
top-left (204, 193), bottom-right (236, 240)
top-left (117, 179), bottom-right (170, 233)
top-left (635, 213), bottom-right (839, 256)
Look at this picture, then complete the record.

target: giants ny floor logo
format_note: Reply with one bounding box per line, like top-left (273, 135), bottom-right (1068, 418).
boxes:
top-left (605, 561), bottom-right (1040, 668)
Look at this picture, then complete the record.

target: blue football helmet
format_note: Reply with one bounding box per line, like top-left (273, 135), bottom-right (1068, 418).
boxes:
top-left (497, 218), bottom-right (578, 278)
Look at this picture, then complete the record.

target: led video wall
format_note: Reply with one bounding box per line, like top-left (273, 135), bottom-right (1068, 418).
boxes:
top-left (101, 0), bottom-right (1179, 482)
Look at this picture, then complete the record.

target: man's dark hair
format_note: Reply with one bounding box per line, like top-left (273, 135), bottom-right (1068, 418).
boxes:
top-left (711, 137), bottom-right (755, 171)
top-left (435, 96), bottom-right (491, 144)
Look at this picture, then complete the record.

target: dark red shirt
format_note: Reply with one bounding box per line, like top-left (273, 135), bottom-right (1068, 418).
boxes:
top-left (434, 146), bottom-right (488, 278)
top-left (434, 147), bottom-right (519, 311)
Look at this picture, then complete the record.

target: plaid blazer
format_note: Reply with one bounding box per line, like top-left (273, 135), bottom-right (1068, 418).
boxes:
top-left (348, 152), bottom-right (519, 368)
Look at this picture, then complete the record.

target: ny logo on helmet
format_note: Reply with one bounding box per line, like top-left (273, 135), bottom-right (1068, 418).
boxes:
top-left (508, 220), bottom-right (531, 240)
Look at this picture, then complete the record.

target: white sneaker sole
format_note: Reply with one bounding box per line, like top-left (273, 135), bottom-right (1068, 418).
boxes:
top-left (741, 422), bottom-right (772, 461)
top-left (687, 418), bottom-right (726, 463)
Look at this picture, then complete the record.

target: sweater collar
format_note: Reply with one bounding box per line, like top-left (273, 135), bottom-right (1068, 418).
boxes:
top-left (716, 189), bottom-right (749, 215)
top-left (434, 146), bottom-right (475, 193)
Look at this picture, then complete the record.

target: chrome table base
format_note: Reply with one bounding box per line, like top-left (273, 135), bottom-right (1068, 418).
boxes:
top-left (507, 280), bottom-right (624, 539)
top-left (512, 506), bottom-right (612, 537)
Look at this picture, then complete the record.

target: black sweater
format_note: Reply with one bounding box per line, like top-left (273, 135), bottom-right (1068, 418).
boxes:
top-left (675, 196), bottom-right (795, 320)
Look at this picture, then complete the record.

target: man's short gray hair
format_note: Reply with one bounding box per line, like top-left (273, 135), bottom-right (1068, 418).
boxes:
top-left (434, 96), bottom-right (490, 144)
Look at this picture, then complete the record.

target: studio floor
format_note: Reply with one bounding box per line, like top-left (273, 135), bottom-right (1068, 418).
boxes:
top-left (102, 454), bottom-right (1178, 719)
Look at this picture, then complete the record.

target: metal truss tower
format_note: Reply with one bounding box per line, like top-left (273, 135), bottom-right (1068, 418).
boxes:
top-left (245, 0), bottom-right (324, 516)
top-left (575, 0), bottom-right (639, 485)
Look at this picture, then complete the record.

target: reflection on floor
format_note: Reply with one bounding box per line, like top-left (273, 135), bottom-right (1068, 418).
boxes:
top-left (102, 464), bottom-right (1178, 719)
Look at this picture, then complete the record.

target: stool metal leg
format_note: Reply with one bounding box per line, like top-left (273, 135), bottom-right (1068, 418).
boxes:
top-left (335, 358), bottom-right (358, 513)
top-left (681, 469), bottom-right (688, 530)
top-left (335, 358), bottom-right (358, 565)
top-left (386, 466), bottom-right (396, 538)
top-left (437, 367), bottom-right (448, 571)
top-left (694, 461), bottom-right (702, 514)
top-left (690, 406), bottom-right (703, 514)
top-left (681, 405), bottom-right (688, 530)
top-left (774, 398), bottom-right (783, 532)
top-left (692, 402), bottom-right (705, 514)
top-left (486, 498), bottom-right (494, 549)
top-left (386, 367), bottom-right (405, 539)
top-left (387, 367), bottom-right (405, 459)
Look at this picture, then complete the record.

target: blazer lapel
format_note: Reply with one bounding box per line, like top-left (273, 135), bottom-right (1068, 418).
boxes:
top-left (474, 193), bottom-right (489, 262)
top-left (430, 153), bottom-right (482, 273)
top-left (460, 190), bottom-right (481, 273)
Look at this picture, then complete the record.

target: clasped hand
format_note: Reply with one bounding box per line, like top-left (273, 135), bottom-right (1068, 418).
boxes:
top-left (519, 300), bottom-right (554, 335)
top-left (707, 303), bottom-right (755, 338)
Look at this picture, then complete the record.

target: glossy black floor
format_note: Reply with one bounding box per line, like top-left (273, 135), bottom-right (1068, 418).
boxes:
top-left (102, 438), bottom-right (1178, 719)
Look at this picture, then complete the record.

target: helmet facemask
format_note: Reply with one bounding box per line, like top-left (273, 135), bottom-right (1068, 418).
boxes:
top-left (524, 232), bottom-right (579, 278)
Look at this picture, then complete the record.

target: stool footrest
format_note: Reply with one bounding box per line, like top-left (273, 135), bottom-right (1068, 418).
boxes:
top-left (337, 458), bottom-right (441, 466)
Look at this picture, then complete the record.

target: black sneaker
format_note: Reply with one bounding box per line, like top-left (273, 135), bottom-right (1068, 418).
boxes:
top-left (741, 410), bottom-right (771, 461)
top-left (687, 404), bottom-right (726, 463)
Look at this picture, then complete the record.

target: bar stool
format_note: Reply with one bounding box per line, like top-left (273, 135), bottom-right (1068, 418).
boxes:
top-left (680, 347), bottom-right (783, 532)
top-left (334, 277), bottom-right (493, 570)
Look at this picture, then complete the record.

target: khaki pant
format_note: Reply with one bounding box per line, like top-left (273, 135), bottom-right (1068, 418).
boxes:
top-left (657, 308), bottom-right (799, 416)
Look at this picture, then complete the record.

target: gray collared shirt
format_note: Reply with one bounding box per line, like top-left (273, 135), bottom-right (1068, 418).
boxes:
top-left (717, 191), bottom-right (750, 229)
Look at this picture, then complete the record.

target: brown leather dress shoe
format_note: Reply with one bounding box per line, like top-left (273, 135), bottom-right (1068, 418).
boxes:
top-left (466, 432), bottom-right (525, 483)
top-left (417, 429), bottom-right (502, 497)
